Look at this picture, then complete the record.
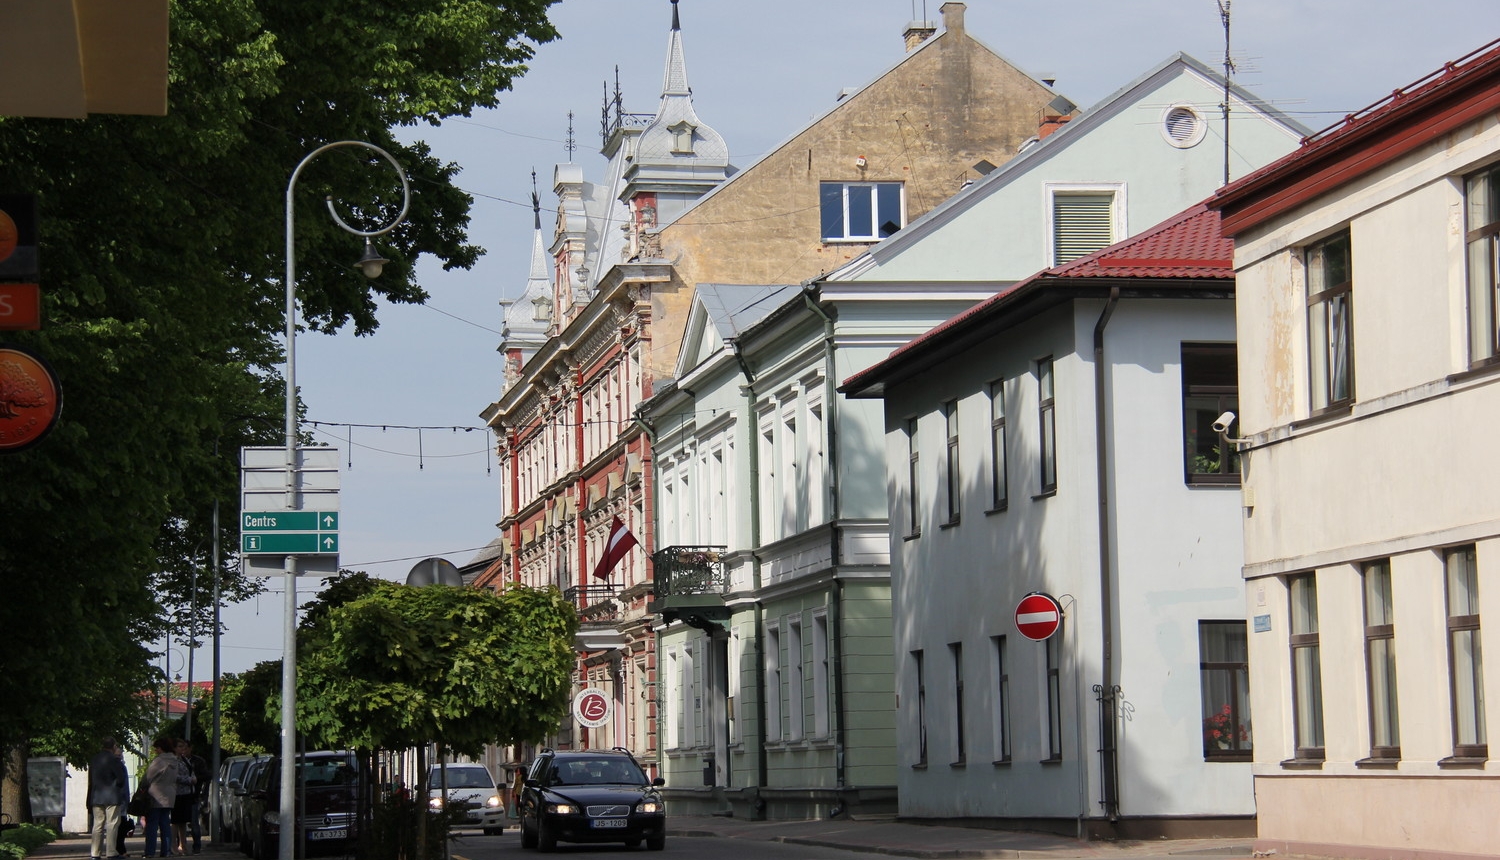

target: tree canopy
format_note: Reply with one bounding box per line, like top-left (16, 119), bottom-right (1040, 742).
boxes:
top-left (0, 0), bottom-right (559, 763)
top-left (296, 579), bottom-right (578, 757)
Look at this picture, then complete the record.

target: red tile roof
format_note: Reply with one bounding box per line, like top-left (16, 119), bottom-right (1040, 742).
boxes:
top-left (841, 201), bottom-right (1231, 397)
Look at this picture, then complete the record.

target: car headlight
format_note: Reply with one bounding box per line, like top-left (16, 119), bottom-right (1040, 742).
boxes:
top-left (428, 797), bottom-right (443, 810)
top-left (485, 795), bottom-right (502, 808)
top-left (546, 803), bottom-right (577, 815)
top-left (636, 801), bottom-right (662, 814)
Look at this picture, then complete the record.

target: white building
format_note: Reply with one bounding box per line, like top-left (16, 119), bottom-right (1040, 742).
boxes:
top-left (1208, 39), bottom-right (1500, 859)
top-left (844, 203), bottom-right (1253, 838)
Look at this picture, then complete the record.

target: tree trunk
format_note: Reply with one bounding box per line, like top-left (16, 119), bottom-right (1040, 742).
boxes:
top-left (1, 745), bottom-right (31, 825)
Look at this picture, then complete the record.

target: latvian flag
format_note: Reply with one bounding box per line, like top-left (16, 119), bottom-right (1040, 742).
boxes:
top-left (591, 515), bottom-right (640, 580)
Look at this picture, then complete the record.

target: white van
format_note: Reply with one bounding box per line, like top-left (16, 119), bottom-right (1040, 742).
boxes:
top-left (428, 762), bottom-right (504, 835)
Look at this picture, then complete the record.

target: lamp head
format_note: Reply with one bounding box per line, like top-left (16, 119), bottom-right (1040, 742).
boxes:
top-left (354, 241), bottom-right (389, 279)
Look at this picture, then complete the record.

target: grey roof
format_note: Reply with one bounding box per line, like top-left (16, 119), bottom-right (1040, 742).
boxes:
top-left (695, 283), bottom-right (802, 340)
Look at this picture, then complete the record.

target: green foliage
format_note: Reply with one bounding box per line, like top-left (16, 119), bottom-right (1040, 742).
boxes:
top-left (0, 0), bottom-right (559, 757)
top-left (297, 582), bottom-right (578, 757)
top-left (221, 662), bottom-right (285, 754)
top-left (361, 790), bottom-right (471, 860)
top-left (0, 823), bottom-right (59, 855)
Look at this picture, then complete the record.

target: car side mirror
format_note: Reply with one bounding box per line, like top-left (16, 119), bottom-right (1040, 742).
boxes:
top-left (652, 777), bottom-right (665, 787)
top-left (227, 780), bottom-right (242, 791)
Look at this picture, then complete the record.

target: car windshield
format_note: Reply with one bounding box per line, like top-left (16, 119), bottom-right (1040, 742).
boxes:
top-left (428, 767), bottom-right (493, 789)
top-left (297, 759), bottom-right (356, 787)
top-left (551, 758), bottom-right (647, 785)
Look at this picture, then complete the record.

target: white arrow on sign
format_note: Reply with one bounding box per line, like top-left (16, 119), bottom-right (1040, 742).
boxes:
top-left (322, 536), bottom-right (336, 550)
top-left (322, 514), bottom-right (336, 528)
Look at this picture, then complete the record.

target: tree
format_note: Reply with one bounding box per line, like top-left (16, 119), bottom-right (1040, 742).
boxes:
top-left (295, 580), bottom-right (578, 756)
top-left (0, 0), bottom-right (560, 799)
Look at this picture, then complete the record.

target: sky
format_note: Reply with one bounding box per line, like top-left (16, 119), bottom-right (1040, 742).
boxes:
top-left (194, 0), bottom-right (1497, 679)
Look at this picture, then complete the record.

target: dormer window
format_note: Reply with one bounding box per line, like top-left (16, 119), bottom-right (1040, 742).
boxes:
top-left (532, 294), bottom-right (553, 323)
top-left (669, 121), bottom-right (695, 154)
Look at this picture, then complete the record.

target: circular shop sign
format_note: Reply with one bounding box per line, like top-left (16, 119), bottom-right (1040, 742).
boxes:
top-left (0, 345), bottom-right (62, 452)
top-left (572, 687), bottom-right (612, 729)
top-left (1015, 592), bottom-right (1063, 641)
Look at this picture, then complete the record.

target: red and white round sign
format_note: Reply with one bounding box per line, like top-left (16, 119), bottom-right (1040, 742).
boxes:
top-left (572, 688), bottom-right (612, 728)
top-left (1015, 592), bottom-right (1062, 641)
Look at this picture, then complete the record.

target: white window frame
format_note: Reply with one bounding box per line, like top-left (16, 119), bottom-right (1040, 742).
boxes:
top-left (812, 610), bottom-right (831, 738)
top-left (820, 181), bottom-right (905, 242)
top-left (1043, 181), bottom-right (1127, 267)
top-left (764, 623), bottom-right (783, 742)
top-left (787, 616), bottom-right (805, 741)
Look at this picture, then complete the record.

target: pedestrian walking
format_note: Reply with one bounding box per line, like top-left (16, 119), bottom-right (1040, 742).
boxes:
top-left (141, 738), bottom-right (179, 857)
top-left (87, 737), bottom-right (128, 860)
top-left (174, 740), bottom-right (209, 854)
top-left (170, 741), bottom-right (196, 855)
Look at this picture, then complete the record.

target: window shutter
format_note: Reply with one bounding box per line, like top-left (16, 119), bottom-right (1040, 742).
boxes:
top-left (1053, 193), bottom-right (1114, 264)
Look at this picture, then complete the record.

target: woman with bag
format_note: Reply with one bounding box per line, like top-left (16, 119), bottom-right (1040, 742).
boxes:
top-left (140, 738), bottom-right (179, 857)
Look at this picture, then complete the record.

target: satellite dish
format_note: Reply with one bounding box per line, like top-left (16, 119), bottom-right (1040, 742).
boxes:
top-left (406, 557), bottom-right (463, 587)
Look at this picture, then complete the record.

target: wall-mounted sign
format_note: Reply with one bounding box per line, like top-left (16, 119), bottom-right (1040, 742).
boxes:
top-left (0, 345), bottom-right (62, 452)
top-left (0, 283), bottom-right (40, 330)
top-left (1253, 614), bottom-right (1272, 633)
top-left (572, 687), bottom-right (612, 729)
top-left (0, 195), bottom-right (38, 280)
top-left (1015, 592), bottom-right (1063, 641)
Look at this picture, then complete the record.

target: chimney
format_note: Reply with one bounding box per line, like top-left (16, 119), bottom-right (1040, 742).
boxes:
top-left (940, 2), bottom-right (966, 37)
top-left (903, 20), bottom-right (936, 51)
top-left (1038, 115), bottom-right (1072, 139)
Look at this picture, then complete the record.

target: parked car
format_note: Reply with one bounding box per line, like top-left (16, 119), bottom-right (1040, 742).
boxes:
top-left (427, 762), bottom-right (505, 835)
top-left (231, 757), bottom-right (273, 850)
top-left (238, 750), bottom-right (365, 858)
top-left (213, 754), bottom-right (268, 843)
top-left (518, 748), bottom-right (665, 852)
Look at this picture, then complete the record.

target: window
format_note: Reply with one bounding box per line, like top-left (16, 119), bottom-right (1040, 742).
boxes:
top-left (944, 400), bottom-right (961, 524)
top-left (992, 636), bottom-right (1012, 763)
top-left (666, 648), bottom-right (682, 749)
top-left (669, 120), bottom-right (695, 154)
top-left (1289, 573), bottom-right (1325, 759)
top-left (913, 650), bottom-right (928, 766)
top-left (1466, 164), bottom-right (1500, 366)
top-left (765, 624), bottom-right (782, 742)
top-left (812, 612), bottom-right (831, 737)
top-left (905, 417), bottom-right (921, 537)
top-left (1182, 344), bottom-right (1240, 484)
top-left (1045, 637), bottom-right (1063, 760)
top-left (1446, 546), bottom-right (1486, 758)
top-left (1363, 560), bottom-right (1400, 759)
top-left (1050, 189), bottom-right (1119, 264)
top-left (820, 181), bottom-right (903, 241)
top-left (989, 380), bottom-right (1008, 510)
top-left (950, 642), bottom-right (965, 764)
top-left (787, 617), bottom-right (804, 741)
top-left (681, 642), bottom-right (698, 749)
top-left (1037, 358), bottom-right (1057, 493)
top-left (1306, 230), bottom-right (1353, 411)
top-left (1200, 621), bottom-right (1251, 760)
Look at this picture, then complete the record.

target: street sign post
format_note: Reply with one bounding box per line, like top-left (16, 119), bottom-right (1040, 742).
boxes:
top-left (239, 446), bottom-right (340, 576)
top-left (1015, 592), bottom-right (1063, 641)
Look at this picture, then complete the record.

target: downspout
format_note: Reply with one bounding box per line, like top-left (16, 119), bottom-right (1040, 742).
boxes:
top-left (801, 289), bottom-right (849, 797)
top-left (729, 338), bottom-right (769, 810)
top-left (1092, 287), bottom-right (1121, 824)
top-left (633, 411), bottom-right (661, 775)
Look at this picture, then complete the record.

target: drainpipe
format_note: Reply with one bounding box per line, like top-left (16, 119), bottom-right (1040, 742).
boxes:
top-left (729, 338), bottom-right (769, 809)
top-left (1091, 288), bottom-right (1121, 823)
top-left (801, 289), bottom-right (849, 796)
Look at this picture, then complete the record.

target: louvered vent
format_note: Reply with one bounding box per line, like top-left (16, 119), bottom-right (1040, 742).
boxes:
top-left (1053, 193), bottom-right (1114, 264)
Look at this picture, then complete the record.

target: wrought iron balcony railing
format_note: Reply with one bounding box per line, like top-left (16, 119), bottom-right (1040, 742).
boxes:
top-left (563, 584), bottom-right (621, 624)
top-left (651, 546), bottom-right (728, 598)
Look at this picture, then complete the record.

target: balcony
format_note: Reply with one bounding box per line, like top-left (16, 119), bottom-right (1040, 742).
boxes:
top-left (649, 546), bottom-right (730, 632)
top-left (564, 584), bottom-right (628, 652)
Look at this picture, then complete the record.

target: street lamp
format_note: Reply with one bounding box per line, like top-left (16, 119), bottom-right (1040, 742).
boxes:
top-left (279, 141), bottom-right (409, 860)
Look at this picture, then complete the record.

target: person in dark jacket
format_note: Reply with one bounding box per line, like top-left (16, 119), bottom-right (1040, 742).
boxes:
top-left (87, 737), bottom-right (129, 860)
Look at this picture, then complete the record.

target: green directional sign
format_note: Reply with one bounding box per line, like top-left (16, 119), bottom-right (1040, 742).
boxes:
top-left (240, 510), bottom-right (339, 555)
top-left (242, 511), bottom-right (338, 531)
top-left (242, 532), bottom-right (340, 554)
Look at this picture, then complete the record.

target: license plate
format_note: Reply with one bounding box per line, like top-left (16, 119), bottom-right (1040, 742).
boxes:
top-left (308, 830), bottom-right (348, 841)
top-left (590, 819), bottom-right (627, 829)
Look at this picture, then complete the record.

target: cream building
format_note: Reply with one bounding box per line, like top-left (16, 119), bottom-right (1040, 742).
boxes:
top-left (1209, 39), bottom-right (1500, 859)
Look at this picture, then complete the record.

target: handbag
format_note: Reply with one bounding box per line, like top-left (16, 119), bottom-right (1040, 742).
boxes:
top-left (127, 786), bottom-right (150, 817)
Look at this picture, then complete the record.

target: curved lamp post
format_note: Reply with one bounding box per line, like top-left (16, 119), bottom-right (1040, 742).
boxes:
top-left (280, 141), bottom-right (409, 860)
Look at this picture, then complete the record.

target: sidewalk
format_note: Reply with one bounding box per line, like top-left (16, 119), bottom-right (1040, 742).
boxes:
top-left (29, 817), bottom-right (1257, 860)
top-left (667, 814), bottom-right (1256, 859)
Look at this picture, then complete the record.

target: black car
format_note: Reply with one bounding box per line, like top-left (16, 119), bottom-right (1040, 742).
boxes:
top-left (518, 748), bottom-right (665, 852)
top-left (238, 750), bottom-right (365, 858)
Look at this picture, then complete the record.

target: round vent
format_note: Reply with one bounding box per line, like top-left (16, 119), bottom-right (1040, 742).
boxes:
top-left (1161, 105), bottom-right (1207, 148)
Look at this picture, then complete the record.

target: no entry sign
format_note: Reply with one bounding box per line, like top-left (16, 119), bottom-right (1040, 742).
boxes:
top-left (1015, 592), bottom-right (1062, 641)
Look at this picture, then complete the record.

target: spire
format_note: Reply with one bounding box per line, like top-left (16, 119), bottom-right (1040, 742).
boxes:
top-left (530, 169), bottom-right (540, 231)
top-left (661, 1), bottom-right (689, 98)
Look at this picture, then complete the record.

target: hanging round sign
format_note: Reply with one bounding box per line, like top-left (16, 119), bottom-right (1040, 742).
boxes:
top-left (572, 687), bottom-right (612, 728)
top-left (1015, 592), bottom-right (1063, 641)
top-left (0, 345), bottom-right (62, 453)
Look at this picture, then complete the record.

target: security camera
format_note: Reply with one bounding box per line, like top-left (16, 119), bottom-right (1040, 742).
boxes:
top-left (1212, 411), bottom-right (1236, 435)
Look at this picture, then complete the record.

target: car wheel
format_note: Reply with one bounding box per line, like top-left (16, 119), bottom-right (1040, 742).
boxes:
top-left (646, 833), bottom-right (665, 851)
top-left (520, 818), bottom-right (538, 850)
top-left (537, 817), bottom-right (557, 853)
